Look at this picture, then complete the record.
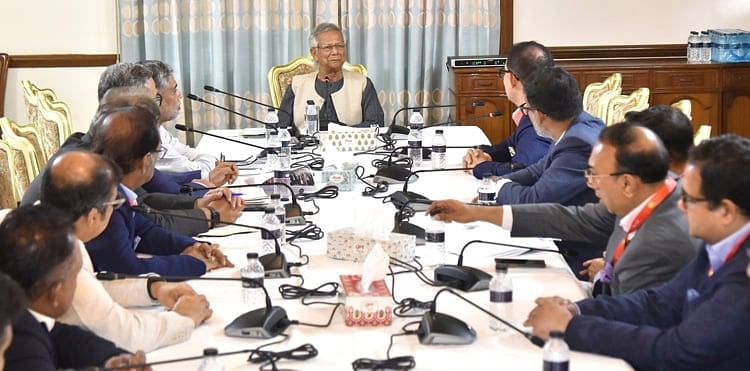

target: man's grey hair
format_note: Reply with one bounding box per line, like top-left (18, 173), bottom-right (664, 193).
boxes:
top-left (97, 62), bottom-right (152, 101)
top-left (137, 60), bottom-right (174, 90)
top-left (309, 22), bottom-right (344, 49)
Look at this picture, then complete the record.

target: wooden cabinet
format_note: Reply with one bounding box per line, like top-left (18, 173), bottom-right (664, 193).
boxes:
top-left (451, 59), bottom-right (750, 142)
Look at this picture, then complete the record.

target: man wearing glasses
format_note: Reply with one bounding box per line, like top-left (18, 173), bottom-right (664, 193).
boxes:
top-left (38, 151), bottom-right (212, 352)
top-left (428, 121), bottom-right (698, 294)
top-left (278, 22), bottom-right (384, 130)
top-left (463, 41), bottom-right (553, 177)
top-left (523, 135), bottom-right (750, 371)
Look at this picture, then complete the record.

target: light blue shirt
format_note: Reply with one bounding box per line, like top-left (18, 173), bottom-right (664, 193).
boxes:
top-left (706, 221), bottom-right (750, 272)
top-left (119, 183), bottom-right (138, 206)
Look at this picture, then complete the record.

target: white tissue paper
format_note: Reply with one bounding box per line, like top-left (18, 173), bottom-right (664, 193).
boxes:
top-left (360, 244), bottom-right (389, 292)
top-left (353, 198), bottom-right (393, 240)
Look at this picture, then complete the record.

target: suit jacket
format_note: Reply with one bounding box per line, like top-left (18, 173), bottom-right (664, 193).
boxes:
top-left (85, 185), bottom-right (206, 276)
top-left (134, 188), bottom-right (209, 236)
top-left (497, 111), bottom-right (604, 206)
top-left (4, 310), bottom-right (125, 371)
top-left (566, 240), bottom-right (750, 371)
top-left (142, 168), bottom-right (207, 196)
top-left (512, 183), bottom-right (699, 294)
top-left (472, 114), bottom-right (552, 178)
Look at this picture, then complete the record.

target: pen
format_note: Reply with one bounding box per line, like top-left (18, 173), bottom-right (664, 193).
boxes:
top-left (231, 192), bottom-right (243, 197)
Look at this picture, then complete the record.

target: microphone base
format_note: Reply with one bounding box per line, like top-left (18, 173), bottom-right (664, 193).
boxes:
top-left (259, 253), bottom-right (290, 279)
top-left (224, 306), bottom-right (291, 339)
top-left (416, 311), bottom-right (476, 345)
top-left (373, 166), bottom-right (418, 185)
top-left (390, 191), bottom-right (431, 212)
top-left (434, 264), bottom-right (492, 292)
top-left (393, 221), bottom-right (425, 246)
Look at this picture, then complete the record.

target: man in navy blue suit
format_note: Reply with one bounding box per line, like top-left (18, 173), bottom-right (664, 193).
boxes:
top-left (464, 41), bottom-right (553, 177)
top-left (524, 135), bottom-right (750, 371)
top-left (0, 273), bottom-right (24, 369)
top-left (85, 91), bottom-right (234, 276)
top-left (494, 66), bottom-right (604, 206)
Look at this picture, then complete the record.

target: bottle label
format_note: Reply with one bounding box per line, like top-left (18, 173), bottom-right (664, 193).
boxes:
top-left (408, 140), bottom-right (422, 148)
top-left (241, 276), bottom-right (264, 288)
top-left (273, 170), bottom-right (290, 178)
top-left (281, 140), bottom-right (290, 148)
top-left (276, 213), bottom-right (286, 224)
top-left (409, 122), bottom-right (423, 130)
top-left (543, 361), bottom-right (569, 371)
top-left (478, 191), bottom-right (495, 203)
top-left (425, 231), bottom-right (445, 243)
top-left (261, 229), bottom-right (282, 240)
top-left (490, 290), bottom-right (513, 303)
top-left (432, 145), bottom-right (446, 153)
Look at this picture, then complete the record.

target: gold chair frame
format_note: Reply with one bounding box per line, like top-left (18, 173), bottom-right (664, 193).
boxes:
top-left (267, 55), bottom-right (368, 107)
top-left (694, 125), bottom-right (712, 145)
top-left (583, 73), bottom-right (622, 121)
top-left (605, 88), bottom-right (651, 126)
top-left (0, 140), bottom-right (19, 208)
top-left (0, 135), bottom-right (38, 207)
top-left (671, 99), bottom-right (692, 120)
top-left (0, 117), bottom-right (47, 169)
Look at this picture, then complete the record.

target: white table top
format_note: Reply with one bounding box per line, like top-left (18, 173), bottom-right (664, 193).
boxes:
top-left (146, 126), bottom-right (632, 370)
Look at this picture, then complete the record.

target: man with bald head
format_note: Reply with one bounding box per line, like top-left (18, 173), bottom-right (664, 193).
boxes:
top-left (40, 150), bottom-right (212, 352)
top-left (429, 122), bottom-right (698, 295)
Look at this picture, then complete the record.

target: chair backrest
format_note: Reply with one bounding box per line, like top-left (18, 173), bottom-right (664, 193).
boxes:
top-left (605, 87), bottom-right (651, 126)
top-left (0, 134), bottom-right (38, 206)
top-left (35, 98), bottom-right (67, 159)
top-left (21, 79), bottom-right (41, 127)
top-left (267, 55), bottom-right (368, 107)
top-left (36, 87), bottom-right (73, 139)
top-left (694, 124), bottom-right (712, 145)
top-left (0, 53), bottom-right (9, 117)
top-left (0, 140), bottom-right (19, 208)
top-left (582, 73), bottom-right (622, 120)
top-left (0, 117), bottom-right (47, 169)
top-left (671, 99), bottom-right (692, 120)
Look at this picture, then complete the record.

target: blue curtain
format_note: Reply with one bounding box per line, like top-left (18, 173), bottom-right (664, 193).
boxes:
top-left (119, 0), bottom-right (500, 138)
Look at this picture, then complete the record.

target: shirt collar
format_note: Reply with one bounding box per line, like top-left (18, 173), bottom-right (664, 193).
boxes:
top-left (555, 129), bottom-right (568, 145)
top-left (706, 220), bottom-right (750, 272)
top-left (29, 309), bottom-right (56, 332)
top-left (120, 183), bottom-right (138, 206)
top-left (619, 193), bottom-right (656, 232)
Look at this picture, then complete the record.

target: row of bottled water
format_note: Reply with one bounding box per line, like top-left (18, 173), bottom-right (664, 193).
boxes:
top-left (687, 30), bottom-right (712, 64)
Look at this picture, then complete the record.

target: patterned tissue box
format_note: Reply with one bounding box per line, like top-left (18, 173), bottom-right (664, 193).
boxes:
top-left (326, 227), bottom-right (416, 262)
top-left (321, 163), bottom-right (357, 192)
top-left (339, 275), bottom-right (393, 327)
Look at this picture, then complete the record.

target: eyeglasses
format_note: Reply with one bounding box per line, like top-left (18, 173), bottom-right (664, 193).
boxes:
top-left (100, 197), bottom-right (126, 210)
top-left (154, 93), bottom-right (162, 106)
top-left (499, 68), bottom-right (518, 80)
top-left (680, 190), bottom-right (709, 206)
top-left (583, 168), bottom-right (630, 184)
top-left (316, 43), bottom-right (346, 53)
top-left (151, 145), bottom-right (167, 159)
top-left (518, 103), bottom-right (541, 116)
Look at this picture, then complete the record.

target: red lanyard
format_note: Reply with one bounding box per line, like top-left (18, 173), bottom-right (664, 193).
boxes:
top-left (707, 228), bottom-right (750, 277)
top-left (611, 178), bottom-right (677, 267)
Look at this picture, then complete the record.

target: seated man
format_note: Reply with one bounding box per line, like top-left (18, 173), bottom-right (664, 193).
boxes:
top-left (464, 41), bottom-right (553, 177)
top-left (278, 22), bottom-right (384, 131)
top-left (429, 122), bottom-right (698, 295)
top-left (524, 135), bottom-right (750, 371)
top-left (0, 205), bottom-right (149, 370)
top-left (0, 274), bottom-right (24, 369)
top-left (493, 66), bottom-right (604, 206)
top-left (41, 150), bottom-right (212, 352)
top-left (625, 105), bottom-right (695, 177)
top-left (86, 92), bottom-right (234, 276)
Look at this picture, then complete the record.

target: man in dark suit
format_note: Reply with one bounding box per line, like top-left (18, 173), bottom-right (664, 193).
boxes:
top-left (494, 66), bottom-right (605, 206)
top-left (0, 205), bottom-right (151, 371)
top-left (0, 273), bottom-right (25, 369)
top-left (524, 135), bottom-right (750, 371)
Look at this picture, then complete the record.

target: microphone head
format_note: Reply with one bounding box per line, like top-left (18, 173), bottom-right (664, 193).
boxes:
top-left (203, 85), bottom-right (218, 92)
top-left (488, 111), bottom-right (502, 118)
top-left (470, 101), bottom-right (485, 107)
top-left (174, 124), bottom-right (189, 132)
top-left (186, 93), bottom-right (201, 101)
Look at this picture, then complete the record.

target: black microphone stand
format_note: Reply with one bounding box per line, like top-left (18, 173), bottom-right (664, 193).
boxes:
top-left (204, 85), bottom-right (292, 117)
top-left (175, 124), bottom-right (275, 154)
top-left (187, 93), bottom-right (278, 134)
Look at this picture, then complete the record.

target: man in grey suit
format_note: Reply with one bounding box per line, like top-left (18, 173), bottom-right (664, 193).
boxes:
top-left (429, 122), bottom-right (699, 295)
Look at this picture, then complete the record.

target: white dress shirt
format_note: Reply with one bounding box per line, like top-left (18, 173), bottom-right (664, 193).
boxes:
top-left (56, 241), bottom-right (194, 352)
top-left (156, 126), bottom-right (217, 178)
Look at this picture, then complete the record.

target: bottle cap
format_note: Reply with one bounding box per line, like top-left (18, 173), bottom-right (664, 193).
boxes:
top-left (436, 129), bottom-right (444, 134)
top-left (267, 107), bottom-right (275, 112)
top-left (270, 193), bottom-right (281, 200)
top-left (264, 207), bottom-right (276, 214)
top-left (550, 330), bottom-right (565, 339)
top-left (495, 266), bottom-right (508, 273)
top-left (306, 99), bottom-right (315, 105)
top-left (247, 252), bottom-right (259, 259)
top-left (203, 347), bottom-right (219, 356)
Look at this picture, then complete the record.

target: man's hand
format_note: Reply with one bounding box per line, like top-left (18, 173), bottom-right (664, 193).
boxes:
top-left (149, 281), bottom-right (197, 309)
top-left (172, 294), bottom-right (213, 327)
top-left (208, 161), bottom-right (239, 187)
top-left (104, 351), bottom-right (151, 371)
top-left (463, 149), bottom-right (492, 169)
top-left (194, 188), bottom-right (233, 209)
top-left (207, 192), bottom-right (244, 225)
top-left (426, 199), bottom-right (489, 224)
top-left (523, 297), bottom-right (575, 341)
top-left (579, 258), bottom-right (605, 282)
top-left (181, 242), bottom-right (234, 271)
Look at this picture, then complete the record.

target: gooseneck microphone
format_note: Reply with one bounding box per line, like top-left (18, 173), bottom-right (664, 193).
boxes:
top-left (95, 271), bottom-right (241, 282)
top-left (224, 283), bottom-right (291, 339)
top-left (387, 102), bottom-right (486, 135)
top-left (433, 239), bottom-right (563, 292)
top-left (175, 124), bottom-right (275, 154)
top-left (417, 288), bottom-right (545, 347)
top-left (204, 85), bottom-right (292, 117)
top-left (131, 205), bottom-right (289, 278)
top-left (186, 93), bottom-right (278, 133)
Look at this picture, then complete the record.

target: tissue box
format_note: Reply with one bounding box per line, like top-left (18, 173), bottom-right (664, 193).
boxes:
top-left (321, 163), bottom-right (357, 192)
top-left (339, 275), bottom-right (393, 327)
top-left (326, 227), bottom-right (416, 262)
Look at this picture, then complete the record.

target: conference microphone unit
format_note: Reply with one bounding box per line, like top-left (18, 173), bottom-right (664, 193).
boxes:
top-left (186, 93), bottom-right (279, 134)
top-left (224, 278), bottom-right (291, 339)
top-left (131, 205), bottom-right (289, 279)
top-left (417, 288), bottom-right (544, 347)
top-left (373, 143), bottom-right (478, 184)
top-left (433, 239), bottom-right (565, 292)
top-left (179, 182), bottom-right (304, 220)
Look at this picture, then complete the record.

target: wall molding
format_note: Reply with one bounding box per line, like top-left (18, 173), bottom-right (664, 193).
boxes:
top-left (549, 44), bottom-right (686, 60)
top-left (8, 54), bottom-right (118, 68)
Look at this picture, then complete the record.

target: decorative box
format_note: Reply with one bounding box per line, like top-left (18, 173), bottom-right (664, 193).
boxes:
top-left (326, 227), bottom-right (416, 262)
top-left (339, 275), bottom-right (393, 327)
top-left (321, 162), bottom-right (357, 192)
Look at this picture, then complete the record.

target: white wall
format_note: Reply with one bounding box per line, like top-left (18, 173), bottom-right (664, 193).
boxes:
top-left (515, 0), bottom-right (750, 46)
top-left (1, 0), bottom-right (118, 133)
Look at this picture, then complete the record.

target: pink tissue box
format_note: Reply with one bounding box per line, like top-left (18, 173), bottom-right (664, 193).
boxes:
top-left (339, 275), bottom-right (393, 327)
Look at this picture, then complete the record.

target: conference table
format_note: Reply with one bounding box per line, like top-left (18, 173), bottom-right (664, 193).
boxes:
top-left (146, 126), bottom-right (633, 370)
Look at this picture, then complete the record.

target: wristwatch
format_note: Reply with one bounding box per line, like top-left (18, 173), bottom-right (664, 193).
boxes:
top-left (208, 207), bottom-right (220, 229)
top-left (146, 276), bottom-right (167, 301)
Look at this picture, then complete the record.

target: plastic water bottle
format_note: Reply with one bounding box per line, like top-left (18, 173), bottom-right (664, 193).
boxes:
top-left (408, 109), bottom-right (424, 167)
top-left (543, 331), bottom-right (570, 371)
top-left (266, 130), bottom-right (280, 172)
top-left (270, 193), bottom-right (286, 248)
top-left (431, 129), bottom-right (447, 169)
top-left (304, 100), bottom-right (319, 135)
top-left (261, 207), bottom-right (282, 255)
top-left (240, 252), bottom-right (265, 308)
top-left (274, 123), bottom-right (291, 199)
top-left (477, 173), bottom-right (497, 205)
top-left (688, 31), bottom-right (701, 63)
top-left (424, 216), bottom-right (446, 266)
top-left (488, 266), bottom-right (513, 332)
top-left (264, 108), bottom-right (279, 141)
top-left (700, 30), bottom-right (712, 63)
top-left (197, 347), bottom-right (225, 371)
